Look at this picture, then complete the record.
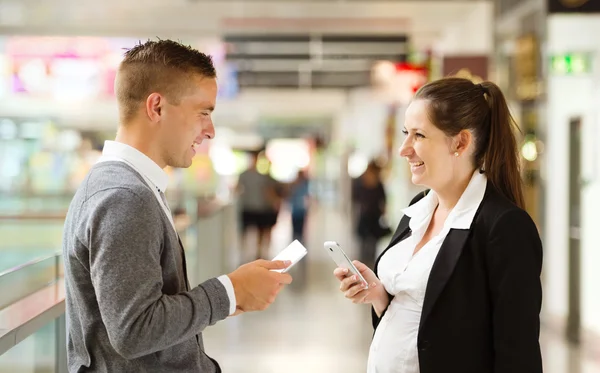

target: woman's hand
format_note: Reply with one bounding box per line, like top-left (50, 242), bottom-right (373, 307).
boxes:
top-left (333, 260), bottom-right (391, 316)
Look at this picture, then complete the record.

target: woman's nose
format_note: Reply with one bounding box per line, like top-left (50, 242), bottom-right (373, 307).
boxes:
top-left (399, 138), bottom-right (413, 158)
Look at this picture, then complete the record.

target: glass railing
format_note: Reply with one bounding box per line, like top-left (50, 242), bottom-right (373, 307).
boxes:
top-left (0, 318), bottom-right (61, 373)
top-left (0, 194), bottom-right (239, 373)
top-left (0, 253), bottom-right (62, 310)
top-left (0, 252), bottom-right (66, 373)
top-left (0, 200), bottom-right (71, 373)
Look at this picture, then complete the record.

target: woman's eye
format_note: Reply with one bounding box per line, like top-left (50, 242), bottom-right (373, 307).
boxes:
top-left (416, 133), bottom-right (425, 139)
top-left (401, 130), bottom-right (408, 136)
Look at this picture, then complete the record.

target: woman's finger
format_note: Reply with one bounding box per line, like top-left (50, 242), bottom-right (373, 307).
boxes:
top-left (345, 281), bottom-right (368, 299)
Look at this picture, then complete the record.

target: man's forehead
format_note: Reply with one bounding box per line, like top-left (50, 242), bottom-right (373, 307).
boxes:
top-left (183, 77), bottom-right (217, 105)
top-left (193, 101), bottom-right (215, 111)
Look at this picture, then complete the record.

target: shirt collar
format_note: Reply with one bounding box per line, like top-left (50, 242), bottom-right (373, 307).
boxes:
top-left (402, 190), bottom-right (438, 232)
top-left (401, 170), bottom-right (487, 231)
top-left (98, 140), bottom-right (169, 193)
top-left (446, 170), bottom-right (487, 229)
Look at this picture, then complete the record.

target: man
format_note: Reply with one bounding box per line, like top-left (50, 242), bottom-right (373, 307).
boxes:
top-left (62, 39), bottom-right (292, 373)
top-left (236, 151), bottom-right (280, 260)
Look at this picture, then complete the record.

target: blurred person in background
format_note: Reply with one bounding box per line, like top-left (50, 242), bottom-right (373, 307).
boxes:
top-left (286, 169), bottom-right (312, 289)
top-left (288, 169), bottom-right (311, 244)
top-left (172, 206), bottom-right (192, 233)
top-left (237, 150), bottom-right (280, 259)
top-left (352, 160), bottom-right (390, 269)
top-left (62, 39), bottom-right (293, 373)
top-left (334, 78), bottom-right (542, 373)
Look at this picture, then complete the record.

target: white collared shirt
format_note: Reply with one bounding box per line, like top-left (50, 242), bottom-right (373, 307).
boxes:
top-left (367, 170), bottom-right (487, 373)
top-left (97, 140), bottom-right (237, 316)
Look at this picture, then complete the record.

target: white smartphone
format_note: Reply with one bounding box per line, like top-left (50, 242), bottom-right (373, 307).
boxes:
top-left (324, 241), bottom-right (368, 288)
top-left (271, 240), bottom-right (308, 273)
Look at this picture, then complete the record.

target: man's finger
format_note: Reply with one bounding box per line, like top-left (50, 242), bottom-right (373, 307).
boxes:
top-left (273, 273), bottom-right (293, 285)
top-left (260, 260), bottom-right (292, 270)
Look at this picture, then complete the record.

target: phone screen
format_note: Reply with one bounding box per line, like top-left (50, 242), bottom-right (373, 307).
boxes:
top-left (271, 240), bottom-right (308, 273)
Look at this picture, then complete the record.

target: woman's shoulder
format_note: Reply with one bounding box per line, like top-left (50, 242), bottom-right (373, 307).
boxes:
top-left (475, 185), bottom-right (537, 233)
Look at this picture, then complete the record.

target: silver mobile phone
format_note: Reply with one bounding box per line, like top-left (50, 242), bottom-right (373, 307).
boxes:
top-left (271, 240), bottom-right (308, 273)
top-left (324, 241), bottom-right (368, 288)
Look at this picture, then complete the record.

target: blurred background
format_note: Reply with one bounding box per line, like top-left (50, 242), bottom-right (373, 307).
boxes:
top-left (0, 0), bottom-right (599, 372)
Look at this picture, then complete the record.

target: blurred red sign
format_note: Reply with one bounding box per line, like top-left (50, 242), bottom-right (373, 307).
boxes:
top-left (395, 63), bottom-right (428, 93)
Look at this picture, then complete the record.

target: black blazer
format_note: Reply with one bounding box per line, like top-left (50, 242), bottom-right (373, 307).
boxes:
top-left (372, 183), bottom-right (543, 373)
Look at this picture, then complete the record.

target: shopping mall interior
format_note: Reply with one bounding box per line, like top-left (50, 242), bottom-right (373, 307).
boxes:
top-left (1, 0), bottom-right (600, 372)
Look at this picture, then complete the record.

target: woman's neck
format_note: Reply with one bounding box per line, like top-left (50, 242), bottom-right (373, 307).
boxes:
top-left (434, 169), bottom-right (475, 214)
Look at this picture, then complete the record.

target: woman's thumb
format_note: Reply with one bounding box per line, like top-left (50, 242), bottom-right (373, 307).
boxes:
top-left (352, 260), bottom-right (368, 272)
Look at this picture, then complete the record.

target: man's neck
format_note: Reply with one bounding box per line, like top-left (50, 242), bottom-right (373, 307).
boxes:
top-left (115, 127), bottom-right (166, 169)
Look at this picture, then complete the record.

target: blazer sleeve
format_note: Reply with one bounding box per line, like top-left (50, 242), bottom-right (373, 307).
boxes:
top-left (486, 208), bottom-right (543, 373)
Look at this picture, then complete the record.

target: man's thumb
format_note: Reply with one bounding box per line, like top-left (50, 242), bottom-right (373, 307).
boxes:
top-left (261, 260), bottom-right (292, 270)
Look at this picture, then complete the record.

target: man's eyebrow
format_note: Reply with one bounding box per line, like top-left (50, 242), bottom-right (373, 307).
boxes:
top-left (196, 104), bottom-right (215, 111)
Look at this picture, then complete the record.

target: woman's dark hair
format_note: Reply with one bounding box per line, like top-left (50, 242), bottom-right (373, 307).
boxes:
top-left (414, 77), bottom-right (524, 209)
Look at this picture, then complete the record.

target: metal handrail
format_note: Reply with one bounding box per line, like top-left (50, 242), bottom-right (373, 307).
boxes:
top-left (0, 252), bottom-right (61, 279)
top-left (0, 213), bottom-right (67, 221)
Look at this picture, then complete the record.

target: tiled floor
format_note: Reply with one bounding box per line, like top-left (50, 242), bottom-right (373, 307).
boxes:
top-left (203, 204), bottom-right (600, 373)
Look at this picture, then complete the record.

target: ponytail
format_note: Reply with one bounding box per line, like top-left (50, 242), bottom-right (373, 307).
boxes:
top-left (414, 77), bottom-right (525, 209)
top-left (480, 82), bottom-right (525, 209)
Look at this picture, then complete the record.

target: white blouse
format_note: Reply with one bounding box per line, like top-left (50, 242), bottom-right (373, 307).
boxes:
top-left (367, 171), bottom-right (487, 373)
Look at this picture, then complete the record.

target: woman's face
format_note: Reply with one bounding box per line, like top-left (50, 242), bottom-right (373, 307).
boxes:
top-left (399, 99), bottom-right (465, 191)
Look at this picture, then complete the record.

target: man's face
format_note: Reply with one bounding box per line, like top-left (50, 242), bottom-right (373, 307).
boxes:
top-left (159, 75), bottom-right (217, 168)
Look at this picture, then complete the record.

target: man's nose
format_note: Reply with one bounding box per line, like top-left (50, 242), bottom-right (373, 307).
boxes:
top-left (205, 120), bottom-right (215, 139)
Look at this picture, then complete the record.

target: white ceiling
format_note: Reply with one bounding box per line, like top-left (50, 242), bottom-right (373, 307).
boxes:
top-left (0, 1), bottom-right (491, 49)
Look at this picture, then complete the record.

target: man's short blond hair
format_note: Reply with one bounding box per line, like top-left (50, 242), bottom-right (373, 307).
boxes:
top-left (115, 39), bottom-right (217, 123)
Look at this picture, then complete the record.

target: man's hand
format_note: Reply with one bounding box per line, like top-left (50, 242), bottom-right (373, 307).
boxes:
top-left (231, 307), bottom-right (244, 317)
top-left (228, 260), bottom-right (293, 313)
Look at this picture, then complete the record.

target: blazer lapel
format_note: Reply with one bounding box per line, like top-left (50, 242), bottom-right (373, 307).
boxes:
top-left (388, 215), bottom-right (411, 249)
top-left (374, 215), bottom-right (411, 275)
top-left (419, 229), bottom-right (470, 330)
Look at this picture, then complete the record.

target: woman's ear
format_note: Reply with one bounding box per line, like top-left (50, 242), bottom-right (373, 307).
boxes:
top-left (453, 130), bottom-right (473, 154)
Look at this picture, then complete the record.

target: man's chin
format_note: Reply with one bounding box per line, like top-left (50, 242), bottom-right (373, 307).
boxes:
top-left (182, 157), bottom-right (194, 168)
top-left (166, 159), bottom-right (192, 169)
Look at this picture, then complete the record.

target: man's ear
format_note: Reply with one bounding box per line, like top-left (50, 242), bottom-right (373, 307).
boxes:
top-left (146, 93), bottom-right (163, 122)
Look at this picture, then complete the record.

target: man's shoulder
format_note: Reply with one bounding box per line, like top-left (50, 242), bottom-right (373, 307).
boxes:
top-left (76, 162), bottom-right (155, 207)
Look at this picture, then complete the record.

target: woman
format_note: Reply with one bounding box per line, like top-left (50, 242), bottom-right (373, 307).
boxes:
top-left (334, 78), bottom-right (543, 373)
top-left (352, 160), bottom-right (389, 269)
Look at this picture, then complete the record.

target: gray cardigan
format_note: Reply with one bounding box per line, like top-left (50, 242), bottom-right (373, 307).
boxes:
top-left (62, 161), bottom-right (230, 372)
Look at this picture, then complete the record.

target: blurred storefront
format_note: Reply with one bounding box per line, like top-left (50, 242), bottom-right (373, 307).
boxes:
top-left (492, 0), bottom-right (600, 355)
top-left (544, 0), bottom-right (600, 353)
top-left (0, 35), bottom-right (241, 205)
top-left (493, 0), bottom-right (547, 230)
